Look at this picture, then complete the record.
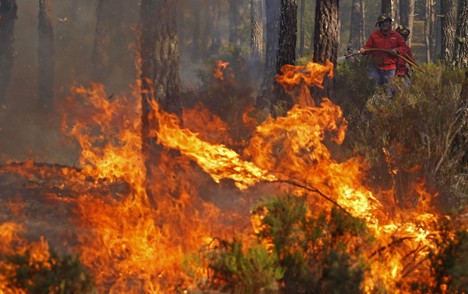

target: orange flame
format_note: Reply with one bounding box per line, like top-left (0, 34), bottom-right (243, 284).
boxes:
top-left (1, 59), bottom-right (449, 293)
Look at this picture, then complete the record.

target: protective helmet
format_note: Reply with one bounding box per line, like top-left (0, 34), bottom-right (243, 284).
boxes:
top-left (375, 14), bottom-right (393, 26)
top-left (396, 24), bottom-right (410, 37)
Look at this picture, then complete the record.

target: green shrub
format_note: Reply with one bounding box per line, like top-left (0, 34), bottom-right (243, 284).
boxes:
top-left (3, 249), bottom-right (96, 294)
top-left (187, 238), bottom-right (283, 294)
top-left (254, 195), bottom-right (371, 294)
top-left (192, 195), bottom-right (373, 293)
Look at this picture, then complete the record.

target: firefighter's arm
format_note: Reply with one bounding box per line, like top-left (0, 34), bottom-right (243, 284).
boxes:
top-left (359, 35), bottom-right (374, 55)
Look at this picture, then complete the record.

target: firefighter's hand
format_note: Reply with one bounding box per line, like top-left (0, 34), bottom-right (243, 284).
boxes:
top-left (359, 48), bottom-right (366, 54)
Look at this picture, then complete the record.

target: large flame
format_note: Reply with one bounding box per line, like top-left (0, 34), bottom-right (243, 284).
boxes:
top-left (0, 60), bottom-right (450, 293)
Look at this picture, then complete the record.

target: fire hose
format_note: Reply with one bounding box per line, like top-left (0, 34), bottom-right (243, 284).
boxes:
top-left (342, 47), bottom-right (421, 71)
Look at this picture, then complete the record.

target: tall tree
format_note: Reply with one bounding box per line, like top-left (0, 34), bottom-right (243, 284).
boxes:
top-left (313, 0), bottom-right (339, 65)
top-left (425, 0), bottom-right (433, 63)
top-left (209, 0), bottom-right (222, 55)
top-left (140, 0), bottom-right (181, 202)
top-left (140, 0), bottom-right (181, 155)
top-left (381, 0), bottom-right (393, 16)
top-left (257, 0), bottom-right (298, 114)
top-left (399, 0), bottom-right (415, 45)
top-left (298, 0), bottom-right (306, 56)
top-left (258, 0), bottom-right (280, 107)
top-left (92, 0), bottom-right (128, 85)
top-left (229, 0), bottom-right (244, 49)
top-left (38, 0), bottom-right (54, 110)
top-left (453, 0), bottom-right (467, 68)
top-left (441, 0), bottom-right (457, 63)
top-left (250, 0), bottom-right (264, 62)
top-left (0, 0), bottom-right (17, 103)
top-left (348, 0), bottom-right (365, 50)
top-left (313, 0), bottom-right (339, 100)
top-left (277, 0), bottom-right (298, 71)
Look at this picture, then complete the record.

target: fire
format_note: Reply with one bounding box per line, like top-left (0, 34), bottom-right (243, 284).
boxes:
top-left (0, 59), bottom-right (454, 292)
top-left (213, 60), bottom-right (233, 81)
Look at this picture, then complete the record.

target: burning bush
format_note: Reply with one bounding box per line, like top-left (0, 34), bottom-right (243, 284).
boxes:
top-left (0, 223), bottom-right (95, 293)
top-left (190, 195), bottom-right (373, 293)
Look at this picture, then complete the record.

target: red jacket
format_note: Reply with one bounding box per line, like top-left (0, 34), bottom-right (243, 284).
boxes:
top-left (396, 46), bottom-right (414, 76)
top-left (363, 30), bottom-right (409, 71)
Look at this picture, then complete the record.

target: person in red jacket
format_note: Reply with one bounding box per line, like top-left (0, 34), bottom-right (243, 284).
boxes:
top-left (359, 14), bottom-right (410, 99)
top-left (395, 24), bottom-right (414, 85)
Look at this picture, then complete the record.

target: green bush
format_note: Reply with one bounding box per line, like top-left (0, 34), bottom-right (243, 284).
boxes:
top-left (254, 195), bottom-right (371, 294)
top-left (192, 195), bottom-right (373, 293)
top-left (2, 249), bottom-right (96, 294)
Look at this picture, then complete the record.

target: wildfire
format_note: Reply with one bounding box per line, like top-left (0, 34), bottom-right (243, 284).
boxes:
top-left (0, 59), bottom-right (452, 293)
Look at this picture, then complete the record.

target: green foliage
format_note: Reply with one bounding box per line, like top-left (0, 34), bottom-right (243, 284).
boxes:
top-left (3, 249), bottom-right (96, 294)
top-left (192, 195), bottom-right (373, 293)
top-left (188, 238), bottom-right (283, 294)
top-left (254, 195), bottom-right (371, 294)
top-left (336, 62), bottom-right (467, 211)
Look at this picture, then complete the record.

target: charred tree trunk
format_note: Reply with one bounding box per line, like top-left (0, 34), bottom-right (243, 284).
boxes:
top-left (250, 0), bottom-right (264, 62)
top-left (0, 0), bottom-right (17, 103)
top-left (258, 0), bottom-right (280, 108)
top-left (453, 0), bottom-right (467, 68)
top-left (277, 0), bottom-right (297, 71)
top-left (349, 0), bottom-right (365, 50)
top-left (441, 0), bottom-right (457, 64)
top-left (313, 0), bottom-right (339, 100)
top-left (140, 0), bottom-right (181, 201)
top-left (38, 0), bottom-right (54, 110)
top-left (273, 0), bottom-right (298, 111)
top-left (298, 0), bottom-right (305, 56)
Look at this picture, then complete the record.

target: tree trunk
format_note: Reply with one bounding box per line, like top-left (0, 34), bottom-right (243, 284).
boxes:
top-left (441, 0), bottom-right (457, 63)
top-left (250, 0), bottom-right (264, 62)
top-left (140, 0), bottom-right (181, 145)
top-left (92, 0), bottom-right (129, 87)
top-left (191, 2), bottom-right (201, 59)
top-left (259, 0), bottom-right (280, 105)
top-left (209, 0), bottom-right (222, 55)
top-left (349, 0), bottom-right (365, 50)
top-left (381, 0), bottom-right (393, 16)
top-left (277, 0), bottom-right (297, 72)
top-left (140, 0), bottom-right (181, 202)
top-left (313, 0), bottom-right (340, 66)
top-left (0, 0), bottom-right (17, 103)
top-left (38, 0), bottom-right (54, 110)
top-left (425, 0), bottom-right (432, 63)
top-left (229, 0), bottom-right (244, 49)
top-left (453, 0), bottom-right (467, 68)
top-left (313, 0), bottom-right (339, 100)
top-left (399, 0), bottom-right (415, 45)
top-left (298, 0), bottom-right (305, 56)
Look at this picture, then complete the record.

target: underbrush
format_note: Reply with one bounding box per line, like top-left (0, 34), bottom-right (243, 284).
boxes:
top-left (336, 61), bottom-right (467, 212)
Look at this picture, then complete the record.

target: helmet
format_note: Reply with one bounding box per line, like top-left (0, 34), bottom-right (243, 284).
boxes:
top-left (396, 24), bottom-right (410, 37)
top-left (375, 14), bottom-right (393, 26)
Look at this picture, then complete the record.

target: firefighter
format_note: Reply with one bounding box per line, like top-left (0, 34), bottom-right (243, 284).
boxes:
top-left (395, 24), bottom-right (414, 86)
top-left (359, 14), bottom-right (410, 99)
